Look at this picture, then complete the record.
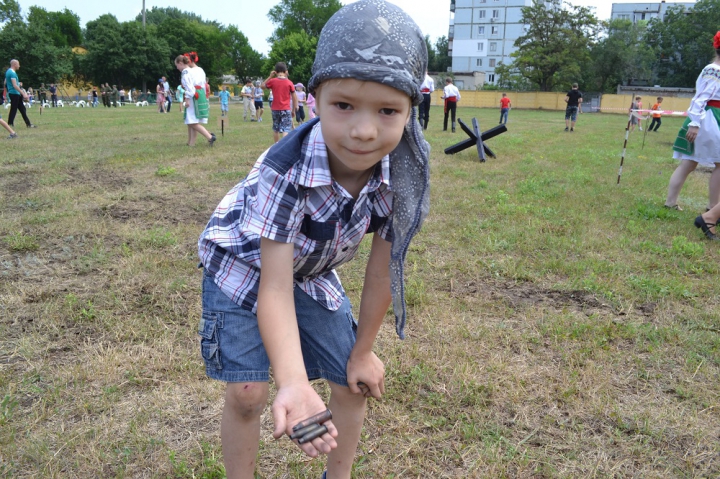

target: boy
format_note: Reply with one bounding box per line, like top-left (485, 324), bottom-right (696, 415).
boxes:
top-left (197, 1), bottom-right (430, 477)
top-left (219, 86), bottom-right (230, 117)
top-left (564, 83), bottom-right (582, 131)
top-left (499, 92), bottom-right (511, 125)
top-left (442, 77), bottom-right (460, 132)
top-left (649, 96), bottom-right (663, 132)
top-left (261, 63), bottom-right (297, 143)
top-left (241, 80), bottom-right (256, 121)
top-left (630, 95), bottom-right (643, 132)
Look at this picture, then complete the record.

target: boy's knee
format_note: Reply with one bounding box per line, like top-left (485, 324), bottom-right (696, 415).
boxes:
top-left (225, 382), bottom-right (269, 420)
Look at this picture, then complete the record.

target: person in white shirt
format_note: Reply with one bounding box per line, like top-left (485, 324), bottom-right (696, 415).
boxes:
top-left (419, 71), bottom-right (434, 130)
top-left (442, 77), bottom-right (460, 132)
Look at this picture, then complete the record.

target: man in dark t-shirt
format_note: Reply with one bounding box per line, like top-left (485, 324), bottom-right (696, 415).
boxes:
top-left (564, 83), bottom-right (583, 132)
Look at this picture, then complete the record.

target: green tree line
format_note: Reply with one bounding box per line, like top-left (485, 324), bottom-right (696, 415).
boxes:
top-left (0, 0), bottom-right (450, 93)
top-left (495, 0), bottom-right (720, 92)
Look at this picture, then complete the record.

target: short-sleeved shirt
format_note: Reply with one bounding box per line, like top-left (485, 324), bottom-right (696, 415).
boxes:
top-left (5, 69), bottom-right (19, 95)
top-left (652, 102), bottom-right (662, 118)
top-left (219, 90), bottom-right (230, 104)
top-left (500, 97), bottom-right (511, 109)
top-left (566, 89), bottom-right (582, 107)
top-left (198, 119), bottom-right (393, 313)
top-left (265, 77), bottom-right (295, 111)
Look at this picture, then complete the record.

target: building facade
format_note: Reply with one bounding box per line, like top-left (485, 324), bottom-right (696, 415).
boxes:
top-left (610, 1), bottom-right (694, 24)
top-left (449, 0), bottom-right (532, 87)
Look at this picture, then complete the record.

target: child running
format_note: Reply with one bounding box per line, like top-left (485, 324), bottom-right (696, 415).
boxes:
top-left (197, 1), bottom-right (430, 477)
top-left (649, 97), bottom-right (663, 132)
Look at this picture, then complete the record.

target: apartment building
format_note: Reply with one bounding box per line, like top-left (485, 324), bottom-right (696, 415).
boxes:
top-left (449, 0), bottom-right (532, 86)
top-left (610, 1), bottom-right (695, 23)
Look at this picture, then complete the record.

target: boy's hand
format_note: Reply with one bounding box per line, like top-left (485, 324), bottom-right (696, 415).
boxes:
top-left (347, 350), bottom-right (385, 399)
top-left (271, 382), bottom-right (338, 457)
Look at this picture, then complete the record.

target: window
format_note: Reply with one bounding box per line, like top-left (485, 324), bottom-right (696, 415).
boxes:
top-left (489, 58), bottom-right (496, 67)
top-left (477, 42), bottom-right (484, 52)
top-left (492, 9), bottom-right (499, 18)
top-left (476, 58), bottom-right (483, 66)
top-left (479, 0), bottom-right (486, 3)
top-left (488, 74), bottom-right (495, 83)
top-left (491, 26), bottom-right (499, 35)
top-left (478, 26), bottom-right (485, 35)
top-left (489, 42), bottom-right (497, 52)
top-left (478, 10), bottom-right (486, 18)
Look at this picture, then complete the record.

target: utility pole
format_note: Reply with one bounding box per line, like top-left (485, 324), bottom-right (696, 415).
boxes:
top-left (142, 0), bottom-right (146, 96)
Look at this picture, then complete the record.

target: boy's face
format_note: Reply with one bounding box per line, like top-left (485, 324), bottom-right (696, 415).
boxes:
top-left (316, 79), bottom-right (411, 177)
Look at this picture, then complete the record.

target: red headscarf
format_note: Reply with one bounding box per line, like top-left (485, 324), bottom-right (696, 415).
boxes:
top-left (184, 51), bottom-right (199, 63)
top-left (714, 31), bottom-right (720, 49)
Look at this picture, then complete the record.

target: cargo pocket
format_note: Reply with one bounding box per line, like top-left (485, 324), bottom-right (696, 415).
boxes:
top-left (198, 311), bottom-right (223, 370)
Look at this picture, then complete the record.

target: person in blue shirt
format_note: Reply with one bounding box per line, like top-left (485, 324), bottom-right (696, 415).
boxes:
top-left (5, 60), bottom-right (36, 128)
top-left (218, 86), bottom-right (230, 117)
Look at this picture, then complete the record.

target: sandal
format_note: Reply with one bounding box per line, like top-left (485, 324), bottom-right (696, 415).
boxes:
top-left (664, 204), bottom-right (683, 211)
top-left (694, 215), bottom-right (718, 240)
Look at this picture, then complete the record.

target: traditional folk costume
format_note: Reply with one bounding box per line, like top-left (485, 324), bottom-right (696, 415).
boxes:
top-left (419, 74), bottom-right (434, 130)
top-left (442, 81), bottom-right (460, 132)
top-left (673, 63), bottom-right (720, 166)
top-left (183, 66), bottom-right (209, 125)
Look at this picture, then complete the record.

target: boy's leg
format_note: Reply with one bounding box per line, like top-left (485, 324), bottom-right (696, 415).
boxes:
top-left (443, 111), bottom-right (448, 131)
top-left (326, 382), bottom-right (366, 479)
top-left (222, 382), bottom-right (269, 479)
top-left (665, 160), bottom-right (697, 207)
top-left (655, 118), bottom-right (661, 132)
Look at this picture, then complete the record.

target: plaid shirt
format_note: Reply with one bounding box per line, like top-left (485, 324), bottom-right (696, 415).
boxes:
top-left (199, 120), bottom-right (393, 312)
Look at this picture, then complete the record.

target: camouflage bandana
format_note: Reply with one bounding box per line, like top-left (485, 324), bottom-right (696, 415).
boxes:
top-left (309, 0), bottom-right (430, 339)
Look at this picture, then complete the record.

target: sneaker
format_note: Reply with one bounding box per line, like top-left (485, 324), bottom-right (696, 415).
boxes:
top-left (7, 133), bottom-right (17, 139)
top-left (570, 128), bottom-right (574, 132)
top-left (208, 133), bottom-right (217, 147)
top-left (27, 124), bottom-right (37, 128)
top-left (564, 127), bottom-right (569, 131)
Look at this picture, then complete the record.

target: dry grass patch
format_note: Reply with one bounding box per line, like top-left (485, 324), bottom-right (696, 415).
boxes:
top-left (1, 106), bottom-right (719, 477)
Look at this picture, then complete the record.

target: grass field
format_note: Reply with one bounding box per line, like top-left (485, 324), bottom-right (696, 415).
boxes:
top-left (1, 102), bottom-right (719, 478)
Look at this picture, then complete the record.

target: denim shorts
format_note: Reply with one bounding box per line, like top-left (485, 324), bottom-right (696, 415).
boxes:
top-left (199, 270), bottom-right (357, 385)
top-left (565, 106), bottom-right (578, 121)
top-left (271, 109), bottom-right (293, 133)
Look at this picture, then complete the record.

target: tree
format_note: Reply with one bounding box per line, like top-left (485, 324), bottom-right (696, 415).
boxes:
top-left (265, 30), bottom-right (318, 85)
top-left (135, 6), bottom-right (219, 28)
top-left (267, 0), bottom-right (342, 43)
top-left (646, 0), bottom-right (720, 87)
top-left (225, 25), bottom-right (264, 84)
top-left (0, 0), bottom-right (21, 24)
top-left (585, 19), bottom-right (654, 92)
top-left (0, 13), bottom-right (74, 86)
top-left (26, 6), bottom-right (82, 48)
top-left (432, 36), bottom-right (451, 73)
top-left (507, 0), bottom-right (600, 91)
top-left (81, 15), bottom-right (170, 89)
top-left (424, 35), bottom-right (436, 73)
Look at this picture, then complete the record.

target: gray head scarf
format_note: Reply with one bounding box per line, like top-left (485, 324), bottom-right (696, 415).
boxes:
top-left (308, 0), bottom-right (430, 339)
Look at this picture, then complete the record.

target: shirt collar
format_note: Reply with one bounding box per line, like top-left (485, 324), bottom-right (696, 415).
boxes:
top-left (300, 122), bottom-right (391, 192)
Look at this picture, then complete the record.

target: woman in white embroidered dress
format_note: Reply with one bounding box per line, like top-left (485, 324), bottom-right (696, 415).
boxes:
top-left (664, 32), bottom-right (720, 216)
top-left (176, 54), bottom-right (215, 147)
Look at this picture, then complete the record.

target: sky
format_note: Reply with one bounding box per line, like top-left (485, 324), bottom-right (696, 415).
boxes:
top-left (16, 0), bottom-right (698, 55)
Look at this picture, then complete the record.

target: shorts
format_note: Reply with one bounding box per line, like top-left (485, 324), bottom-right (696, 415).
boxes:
top-left (254, 100), bottom-right (263, 110)
top-left (199, 270), bottom-right (357, 385)
top-left (221, 103), bottom-right (228, 111)
top-left (565, 106), bottom-right (578, 121)
top-left (271, 109), bottom-right (293, 133)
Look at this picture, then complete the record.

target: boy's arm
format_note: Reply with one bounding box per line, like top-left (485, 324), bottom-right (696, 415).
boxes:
top-left (292, 91), bottom-right (298, 114)
top-left (261, 71), bottom-right (276, 89)
top-left (258, 237), bottom-right (338, 456)
top-left (346, 233), bottom-right (392, 398)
